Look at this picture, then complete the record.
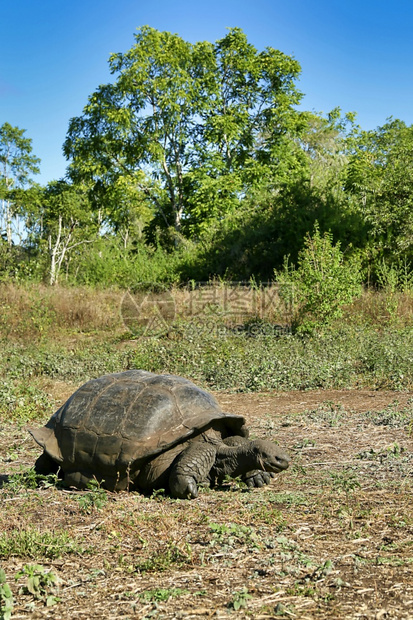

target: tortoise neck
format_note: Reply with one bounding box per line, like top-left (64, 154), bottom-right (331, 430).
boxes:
top-left (211, 442), bottom-right (259, 480)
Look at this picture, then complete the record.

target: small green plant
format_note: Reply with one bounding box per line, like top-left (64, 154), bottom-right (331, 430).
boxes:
top-left (330, 469), bottom-right (360, 496)
top-left (16, 564), bottom-right (60, 606)
top-left (139, 587), bottom-right (190, 602)
top-left (150, 487), bottom-right (167, 500)
top-left (2, 468), bottom-right (40, 493)
top-left (368, 401), bottom-right (413, 428)
top-left (286, 583), bottom-right (316, 597)
top-left (209, 522), bottom-right (260, 549)
top-left (3, 469), bottom-right (59, 496)
top-left (304, 401), bottom-right (345, 427)
top-left (276, 536), bottom-right (314, 568)
top-left (221, 474), bottom-right (249, 491)
top-left (0, 570), bottom-right (14, 620)
top-left (267, 491), bottom-right (307, 506)
top-left (357, 443), bottom-right (406, 462)
top-left (228, 587), bottom-right (252, 611)
top-left (386, 442), bottom-right (405, 458)
top-left (274, 602), bottom-right (295, 616)
top-left (76, 479), bottom-right (108, 513)
top-left (135, 541), bottom-right (192, 573)
top-left (252, 504), bottom-right (286, 529)
top-left (309, 559), bottom-right (334, 580)
top-left (330, 469), bottom-right (361, 529)
top-left (356, 447), bottom-right (379, 460)
top-left (294, 438), bottom-right (316, 449)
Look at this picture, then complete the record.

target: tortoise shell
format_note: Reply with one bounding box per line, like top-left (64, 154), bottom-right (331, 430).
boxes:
top-left (29, 370), bottom-right (247, 487)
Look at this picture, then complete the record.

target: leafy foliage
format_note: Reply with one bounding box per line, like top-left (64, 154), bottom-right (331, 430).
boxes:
top-left (0, 122), bottom-right (40, 247)
top-left (135, 542), bottom-right (192, 573)
top-left (346, 119), bottom-right (413, 271)
top-left (76, 479), bottom-right (109, 514)
top-left (228, 587), bottom-right (252, 610)
top-left (138, 587), bottom-right (190, 602)
top-left (64, 26), bottom-right (303, 239)
top-left (15, 564), bottom-right (60, 606)
top-left (276, 225), bottom-right (363, 333)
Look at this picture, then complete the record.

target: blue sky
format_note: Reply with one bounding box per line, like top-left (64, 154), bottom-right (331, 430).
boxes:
top-left (1, 0), bottom-right (412, 185)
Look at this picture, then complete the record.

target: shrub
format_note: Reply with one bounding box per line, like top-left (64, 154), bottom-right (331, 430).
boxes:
top-left (276, 225), bottom-right (362, 333)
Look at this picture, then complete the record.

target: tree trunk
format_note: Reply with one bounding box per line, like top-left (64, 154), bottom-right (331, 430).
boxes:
top-left (49, 215), bottom-right (64, 286)
top-left (49, 232), bottom-right (59, 286)
top-left (48, 216), bottom-right (90, 285)
top-left (3, 199), bottom-right (13, 247)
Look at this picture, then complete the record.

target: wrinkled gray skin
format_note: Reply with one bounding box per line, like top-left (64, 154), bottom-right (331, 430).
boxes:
top-left (137, 431), bottom-right (290, 499)
top-left (30, 370), bottom-right (290, 499)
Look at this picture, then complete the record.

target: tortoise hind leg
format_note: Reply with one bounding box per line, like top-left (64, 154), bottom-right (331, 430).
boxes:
top-left (34, 451), bottom-right (59, 476)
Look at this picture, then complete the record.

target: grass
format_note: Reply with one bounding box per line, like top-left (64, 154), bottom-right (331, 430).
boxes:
top-left (1, 295), bottom-right (413, 395)
top-left (135, 541), bottom-right (193, 574)
top-left (1, 324), bottom-right (411, 397)
top-left (0, 529), bottom-right (84, 559)
top-left (0, 381), bottom-right (56, 423)
top-left (0, 282), bottom-right (120, 340)
top-left (0, 282), bottom-right (412, 397)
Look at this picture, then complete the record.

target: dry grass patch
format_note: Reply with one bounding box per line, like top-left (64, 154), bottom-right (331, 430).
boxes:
top-left (0, 283), bottom-right (123, 341)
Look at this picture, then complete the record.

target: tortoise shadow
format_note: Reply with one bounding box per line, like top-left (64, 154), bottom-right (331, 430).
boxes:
top-left (0, 471), bottom-right (252, 496)
top-left (0, 474), bottom-right (10, 488)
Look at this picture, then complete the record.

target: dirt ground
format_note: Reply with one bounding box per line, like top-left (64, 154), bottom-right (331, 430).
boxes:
top-left (1, 387), bottom-right (413, 619)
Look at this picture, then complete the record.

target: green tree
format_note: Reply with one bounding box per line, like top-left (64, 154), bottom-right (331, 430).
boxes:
top-left (298, 109), bottom-right (357, 194)
top-left (0, 123), bottom-right (40, 246)
top-left (346, 119), bottom-right (413, 269)
top-left (63, 26), bottom-right (303, 240)
top-left (178, 109), bottom-right (366, 282)
top-left (92, 176), bottom-right (153, 250)
top-left (25, 180), bottom-right (95, 285)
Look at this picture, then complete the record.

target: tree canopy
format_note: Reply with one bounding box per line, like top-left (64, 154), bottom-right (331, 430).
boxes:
top-left (63, 26), bottom-right (304, 239)
top-left (0, 122), bottom-right (40, 246)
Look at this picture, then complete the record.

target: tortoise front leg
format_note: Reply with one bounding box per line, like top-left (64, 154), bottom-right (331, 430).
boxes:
top-left (169, 442), bottom-right (217, 499)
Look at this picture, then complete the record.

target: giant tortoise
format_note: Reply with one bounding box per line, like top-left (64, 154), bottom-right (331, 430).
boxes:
top-left (29, 370), bottom-right (290, 499)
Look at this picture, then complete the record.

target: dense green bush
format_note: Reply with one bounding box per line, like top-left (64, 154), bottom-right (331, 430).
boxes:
top-left (276, 226), bottom-right (362, 333)
top-left (69, 239), bottom-right (185, 287)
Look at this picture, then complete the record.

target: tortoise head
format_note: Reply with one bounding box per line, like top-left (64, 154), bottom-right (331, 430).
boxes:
top-left (251, 439), bottom-right (290, 473)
